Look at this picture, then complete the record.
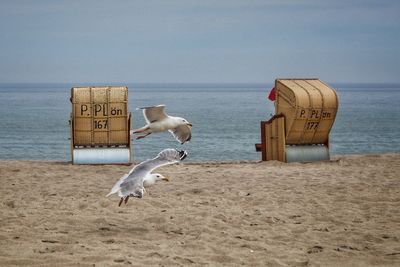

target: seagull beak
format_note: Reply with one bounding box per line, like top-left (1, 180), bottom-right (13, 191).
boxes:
top-left (187, 123), bottom-right (193, 127)
top-left (162, 176), bottom-right (170, 182)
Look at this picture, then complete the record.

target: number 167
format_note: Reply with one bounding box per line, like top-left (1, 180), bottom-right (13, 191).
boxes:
top-left (94, 120), bottom-right (108, 129)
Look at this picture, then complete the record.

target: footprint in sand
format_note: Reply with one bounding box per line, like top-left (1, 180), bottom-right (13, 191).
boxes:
top-left (307, 245), bottom-right (323, 254)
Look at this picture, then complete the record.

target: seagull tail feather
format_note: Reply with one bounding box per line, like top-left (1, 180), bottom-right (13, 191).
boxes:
top-left (106, 191), bottom-right (115, 197)
top-left (106, 185), bottom-right (121, 197)
top-left (106, 173), bottom-right (129, 197)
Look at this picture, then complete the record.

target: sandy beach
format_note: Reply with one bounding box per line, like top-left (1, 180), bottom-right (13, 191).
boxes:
top-left (0, 153), bottom-right (399, 266)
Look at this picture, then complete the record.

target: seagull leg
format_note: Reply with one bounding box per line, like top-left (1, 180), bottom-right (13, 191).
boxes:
top-left (132, 126), bottom-right (150, 134)
top-left (124, 196), bottom-right (130, 205)
top-left (136, 133), bottom-right (151, 140)
top-left (118, 197), bottom-right (124, 207)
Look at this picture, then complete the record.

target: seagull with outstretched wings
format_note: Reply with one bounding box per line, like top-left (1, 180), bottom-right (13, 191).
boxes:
top-left (107, 149), bottom-right (187, 206)
top-left (131, 105), bottom-right (192, 144)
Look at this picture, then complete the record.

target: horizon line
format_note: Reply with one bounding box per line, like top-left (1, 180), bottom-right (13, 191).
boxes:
top-left (1, 81), bottom-right (400, 88)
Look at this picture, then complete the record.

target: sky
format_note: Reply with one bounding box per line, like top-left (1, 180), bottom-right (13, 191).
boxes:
top-left (0, 0), bottom-right (399, 84)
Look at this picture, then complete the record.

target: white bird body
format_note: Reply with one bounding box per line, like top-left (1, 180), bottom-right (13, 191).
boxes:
top-left (107, 149), bottom-right (187, 206)
top-left (131, 105), bottom-right (192, 144)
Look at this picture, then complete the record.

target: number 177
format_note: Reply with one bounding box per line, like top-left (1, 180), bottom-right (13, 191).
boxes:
top-left (306, 122), bottom-right (318, 130)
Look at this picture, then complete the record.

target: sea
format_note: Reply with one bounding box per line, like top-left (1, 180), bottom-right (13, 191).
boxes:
top-left (0, 83), bottom-right (399, 162)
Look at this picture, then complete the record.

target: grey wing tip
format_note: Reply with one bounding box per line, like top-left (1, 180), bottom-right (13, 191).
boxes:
top-left (178, 150), bottom-right (188, 161)
top-left (180, 136), bottom-right (191, 145)
top-left (136, 106), bottom-right (151, 110)
top-left (137, 104), bottom-right (166, 110)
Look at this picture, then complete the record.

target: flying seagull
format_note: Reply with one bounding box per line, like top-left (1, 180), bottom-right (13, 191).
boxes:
top-left (107, 148), bottom-right (187, 206)
top-left (131, 105), bottom-right (192, 144)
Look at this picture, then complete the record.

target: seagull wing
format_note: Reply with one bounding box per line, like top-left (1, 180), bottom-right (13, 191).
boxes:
top-left (107, 149), bottom-right (187, 198)
top-left (138, 105), bottom-right (168, 124)
top-left (143, 148), bottom-right (187, 170)
top-left (169, 124), bottom-right (192, 144)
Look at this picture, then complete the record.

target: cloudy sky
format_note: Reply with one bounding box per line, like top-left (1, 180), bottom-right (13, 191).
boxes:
top-left (0, 0), bottom-right (399, 83)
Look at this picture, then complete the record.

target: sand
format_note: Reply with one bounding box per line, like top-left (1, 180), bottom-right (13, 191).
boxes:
top-left (0, 153), bottom-right (399, 267)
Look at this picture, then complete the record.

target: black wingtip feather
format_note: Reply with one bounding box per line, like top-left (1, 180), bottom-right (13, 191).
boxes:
top-left (179, 150), bottom-right (188, 161)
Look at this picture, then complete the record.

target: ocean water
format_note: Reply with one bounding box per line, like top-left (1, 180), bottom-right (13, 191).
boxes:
top-left (0, 83), bottom-right (399, 162)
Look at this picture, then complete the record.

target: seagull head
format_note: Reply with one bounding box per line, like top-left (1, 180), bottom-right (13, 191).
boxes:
top-left (152, 173), bottom-right (170, 182)
top-left (177, 117), bottom-right (193, 127)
